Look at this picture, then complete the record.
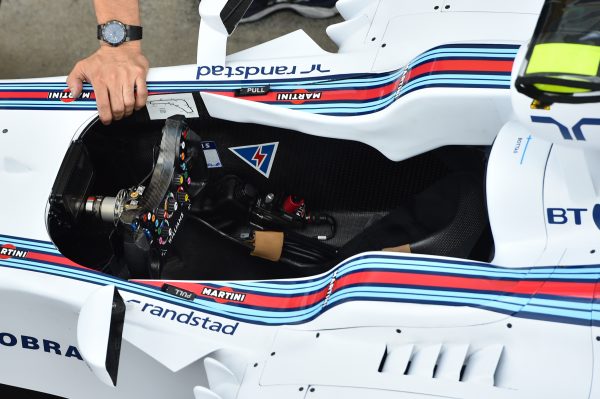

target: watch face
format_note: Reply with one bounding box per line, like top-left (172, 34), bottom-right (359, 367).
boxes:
top-left (103, 21), bottom-right (126, 45)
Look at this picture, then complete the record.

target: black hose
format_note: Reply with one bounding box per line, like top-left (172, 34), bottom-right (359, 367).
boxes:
top-left (186, 214), bottom-right (254, 250)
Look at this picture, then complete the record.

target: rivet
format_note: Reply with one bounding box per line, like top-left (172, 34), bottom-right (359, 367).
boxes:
top-left (507, 323), bottom-right (513, 329)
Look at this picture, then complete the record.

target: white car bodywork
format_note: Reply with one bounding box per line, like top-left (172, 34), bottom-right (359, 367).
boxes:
top-left (1, 1), bottom-right (599, 399)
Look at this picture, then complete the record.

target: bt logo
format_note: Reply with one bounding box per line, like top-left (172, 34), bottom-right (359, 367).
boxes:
top-left (531, 117), bottom-right (600, 141)
top-left (547, 205), bottom-right (600, 229)
top-left (547, 208), bottom-right (588, 225)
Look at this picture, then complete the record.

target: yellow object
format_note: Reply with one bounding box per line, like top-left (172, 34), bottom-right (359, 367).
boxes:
top-left (527, 43), bottom-right (600, 76)
top-left (526, 43), bottom-right (600, 94)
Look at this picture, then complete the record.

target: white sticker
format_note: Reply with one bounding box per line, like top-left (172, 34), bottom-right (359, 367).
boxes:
top-left (147, 93), bottom-right (200, 120)
top-left (202, 141), bottom-right (222, 169)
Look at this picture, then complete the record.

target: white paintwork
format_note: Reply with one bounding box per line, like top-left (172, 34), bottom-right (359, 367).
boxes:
top-left (197, 0), bottom-right (229, 65)
top-left (204, 357), bottom-right (240, 399)
top-left (201, 89), bottom-right (513, 162)
top-left (0, 1), bottom-right (597, 399)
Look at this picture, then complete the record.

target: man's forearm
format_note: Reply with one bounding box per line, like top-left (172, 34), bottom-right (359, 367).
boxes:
top-left (68, 0), bottom-right (149, 124)
top-left (93, 0), bottom-right (140, 25)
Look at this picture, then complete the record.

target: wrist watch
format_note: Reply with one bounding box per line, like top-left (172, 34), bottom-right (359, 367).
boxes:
top-left (97, 20), bottom-right (143, 47)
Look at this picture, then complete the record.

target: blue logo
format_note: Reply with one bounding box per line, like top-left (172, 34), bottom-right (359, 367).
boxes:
top-left (593, 204), bottom-right (600, 230)
top-left (229, 142), bottom-right (279, 178)
top-left (531, 116), bottom-right (600, 141)
top-left (547, 208), bottom-right (587, 225)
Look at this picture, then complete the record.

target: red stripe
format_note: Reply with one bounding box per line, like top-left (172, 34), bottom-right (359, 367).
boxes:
top-left (0, 86), bottom-right (398, 105)
top-left (0, 92), bottom-right (97, 101)
top-left (140, 269), bottom-right (596, 311)
top-left (26, 251), bottom-right (89, 270)
top-left (0, 91), bottom-right (51, 99)
top-left (405, 59), bottom-right (514, 84)
top-left (333, 271), bottom-right (596, 299)
top-left (138, 281), bottom-right (329, 309)
top-left (206, 81), bottom-right (399, 103)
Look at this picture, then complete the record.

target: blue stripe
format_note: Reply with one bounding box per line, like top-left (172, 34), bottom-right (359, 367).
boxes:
top-left (1, 236), bottom-right (599, 326)
top-left (0, 238), bottom-right (61, 253)
top-left (401, 75), bottom-right (510, 94)
top-left (409, 53), bottom-right (517, 69)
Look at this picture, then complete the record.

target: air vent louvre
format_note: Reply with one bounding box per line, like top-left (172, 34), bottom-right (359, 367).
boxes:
top-left (461, 344), bottom-right (504, 386)
top-left (378, 343), bottom-right (504, 387)
top-left (380, 344), bottom-right (414, 373)
top-left (406, 344), bottom-right (442, 378)
top-left (436, 343), bottom-right (470, 381)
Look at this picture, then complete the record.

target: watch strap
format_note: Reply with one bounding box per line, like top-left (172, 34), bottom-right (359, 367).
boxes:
top-left (125, 25), bottom-right (143, 41)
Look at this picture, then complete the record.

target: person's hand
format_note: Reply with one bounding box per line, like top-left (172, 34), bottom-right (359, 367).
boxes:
top-left (67, 42), bottom-right (149, 125)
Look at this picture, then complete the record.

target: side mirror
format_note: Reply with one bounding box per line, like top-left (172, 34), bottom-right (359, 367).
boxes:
top-left (77, 285), bottom-right (126, 387)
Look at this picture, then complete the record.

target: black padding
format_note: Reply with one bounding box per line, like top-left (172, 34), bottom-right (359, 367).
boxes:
top-left (410, 173), bottom-right (487, 258)
top-left (106, 288), bottom-right (126, 386)
top-left (220, 0), bottom-right (254, 34)
top-left (337, 173), bottom-right (487, 260)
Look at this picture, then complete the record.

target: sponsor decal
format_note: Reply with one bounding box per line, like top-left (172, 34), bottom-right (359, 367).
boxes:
top-left (127, 300), bottom-right (239, 335)
top-left (47, 89), bottom-right (92, 103)
top-left (0, 332), bottom-right (82, 361)
top-left (547, 208), bottom-right (588, 225)
top-left (201, 287), bottom-right (246, 304)
top-left (0, 244), bottom-right (28, 260)
top-left (196, 64), bottom-right (330, 80)
top-left (201, 141), bottom-right (222, 169)
top-left (276, 89), bottom-right (323, 105)
top-left (395, 65), bottom-right (409, 99)
top-left (322, 270), bottom-right (338, 308)
top-left (531, 116), bottom-right (600, 141)
top-left (594, 205), bottom-right (600, 230)
top-left (229, 142), bottom-right (279, 178)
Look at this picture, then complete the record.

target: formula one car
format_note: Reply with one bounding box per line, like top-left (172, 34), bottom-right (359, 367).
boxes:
top-left (1, 0), bottom-right (599, 398)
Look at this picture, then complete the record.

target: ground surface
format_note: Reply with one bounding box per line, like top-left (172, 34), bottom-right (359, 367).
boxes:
top-left (0, 0), bottom-right (340, 79)
top-left (0, 1), bottom-right (340, 397)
